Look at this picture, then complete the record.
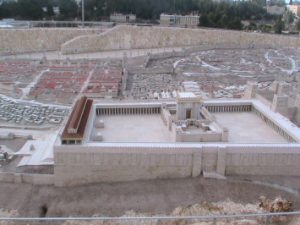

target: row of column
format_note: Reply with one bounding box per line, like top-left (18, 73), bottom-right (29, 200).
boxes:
top-left (96, 107), bottom-right (161, 116)
top-left (253, 108), bottom-right (295, 142)
top-left (206, 105), bottom-right (252, 113)
top-left (62, 139), bottom-right (82, 145)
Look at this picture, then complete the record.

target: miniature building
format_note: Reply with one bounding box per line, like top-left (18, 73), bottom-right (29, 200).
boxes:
top-left (95, 119), bottom-right (104, 128)
top-left (160, 14), bottom-right (199, 27)
top-left (176, 92), bottom-right (202, 120)
top-left (243, 81), bottom-right (300, 124)
top-left (174, 92), bottom-right (226, 142)
top-left (83, 69), bottom-right (122, 99)
top-left (110, 13), bottom-right (136, 23)
top-left (272, 94), bottom-right (289, 118)
top-left (61, 96), bottom-right (93, 145)
top-left (93, 131), bottom-right (103, 141)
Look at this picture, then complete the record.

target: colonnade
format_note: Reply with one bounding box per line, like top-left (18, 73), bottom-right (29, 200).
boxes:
top-left (96, 107), bottom-right (161, 116)
top-left (205, 105), bottom-right (252, 113)
top-left (253, 107), bottom-right (295, 142)
top-left (61, 139), bottom-right (82, 145)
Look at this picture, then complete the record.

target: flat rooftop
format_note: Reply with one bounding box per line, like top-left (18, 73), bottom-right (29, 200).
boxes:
top-left (213, 112), bottom-right (288, 143)
top-left (93, 114), bottom-right (174, 142)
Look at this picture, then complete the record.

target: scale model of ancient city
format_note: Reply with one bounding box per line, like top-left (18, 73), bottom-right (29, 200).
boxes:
top-left (1, 19), bottom-right (300, 223)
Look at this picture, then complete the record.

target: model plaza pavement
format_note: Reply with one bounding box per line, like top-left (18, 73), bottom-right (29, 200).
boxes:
top-left (213, 112), bottom-right (288, 143)
top-left (98, 114), bottom-right (174, 142)
top-left (94, 112), bottom-right (287, 143)
top-left (81, 93), bottom-right (299, 145)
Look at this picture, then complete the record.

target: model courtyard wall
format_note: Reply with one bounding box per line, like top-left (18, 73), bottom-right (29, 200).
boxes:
top-left (54, 144), bottom-right (300, 186)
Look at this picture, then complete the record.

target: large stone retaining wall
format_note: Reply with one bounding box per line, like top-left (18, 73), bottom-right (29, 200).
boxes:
top-left (61, 25), bottom-right (300, 54)
top-left (0, 28), bottom-right (101, 54)
top-left (54, 144), bottom-right (300, 186)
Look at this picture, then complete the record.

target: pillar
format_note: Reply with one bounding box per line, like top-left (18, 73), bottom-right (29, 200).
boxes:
top-left (192, 152), bottom-right (202, 177)
top-left (217, 147), bottom-right (226, 176)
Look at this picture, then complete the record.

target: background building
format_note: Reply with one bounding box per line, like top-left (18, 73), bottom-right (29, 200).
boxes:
top-left (160, 14), bottom-right (199, 27)
top-left (110, 13), bottom-right (136, 23)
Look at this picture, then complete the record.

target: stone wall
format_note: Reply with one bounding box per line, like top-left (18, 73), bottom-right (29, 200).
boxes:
top-left (0, 172), bottom-right (54, 185)
top-left (0, 28), bottom-right (101, 54)
top-left (2, 26), bottom-right (300, 55)
top-left (225, 145), bottom-right (300, 176)
top-left (61, 25), bottom-right (300, 54)
top-left (54, 145), bottom-right (196, 186)
top-left (54, 143), bottom-right (300, 186)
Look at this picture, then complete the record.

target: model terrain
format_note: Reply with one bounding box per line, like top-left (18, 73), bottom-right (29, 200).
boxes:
top-left (0, 25), bottom-right (300, 224)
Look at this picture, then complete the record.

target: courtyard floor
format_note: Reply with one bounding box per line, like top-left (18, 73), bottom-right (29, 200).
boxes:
top-left (213, 112), bottom-right (288, 143)
top-left (94, 114), bottom-right (174, 142)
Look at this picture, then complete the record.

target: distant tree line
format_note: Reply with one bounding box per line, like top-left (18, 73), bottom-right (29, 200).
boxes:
top-left (0, 0), bottom-right (78, 20)
top-left (198, 0), bottom-right (271, 30)
top-left (0, 0), bottom-right (275, 30)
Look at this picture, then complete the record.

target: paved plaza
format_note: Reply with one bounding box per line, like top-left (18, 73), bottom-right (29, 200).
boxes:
top-left (213, 112), bottom-right (288, 143)
top-left (94, 114), bottom-right (174, 142)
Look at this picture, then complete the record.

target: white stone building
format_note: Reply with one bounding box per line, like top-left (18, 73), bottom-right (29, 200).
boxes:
top-left (160, 14), bottom-right (199, 27)
top-left (110, 13), bottom-right (136, 23)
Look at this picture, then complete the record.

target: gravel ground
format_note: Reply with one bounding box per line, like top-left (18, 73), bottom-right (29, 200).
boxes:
top-left (0, 177), bottom-right (299, 218)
